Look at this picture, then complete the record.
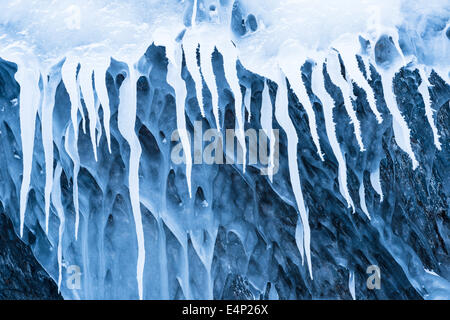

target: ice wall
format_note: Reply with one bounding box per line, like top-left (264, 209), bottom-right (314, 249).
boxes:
top-left (0, 0), bottom-right (449, 299)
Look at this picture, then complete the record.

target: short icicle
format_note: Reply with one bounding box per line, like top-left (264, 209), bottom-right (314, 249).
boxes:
top-left (260, 80), bottom-right (276, 182)
top-left (327, 51), bottom-right (365, 151)
top-left (183, 36), bottom-right (205, 117)
top-left (94, 61), bottom-right (112, 153)
top-left (370, 164), bottom-right (384, 202)
top-left (418, 66), bottom-right (441, 150)
top-left (338, 49), bottom-right (383, 123)
top-left (61, 56), bottom-right (81, 145)
top-left (79, 63), bottom-right (98, 161)
top-left (359, 182), bottom-right (370, 220)
top-left (380, 69), bottom-right (418, 169)
top-left (311, 61), bottom-right (354, 211)
top-left (349, 270), bottom-right (356, 300)
top-left (199, 39), bottom-right (221, 130)
top-left (281, 61), bottom-right (324, 161)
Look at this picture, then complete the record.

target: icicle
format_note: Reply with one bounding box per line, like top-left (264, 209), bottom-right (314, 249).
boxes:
top-left (199, 40), bottom-right (221, 130)
top-left (244, 85), bottom-right (251, 122)
top-left (64, 125), bottom-right (80, 239)
top-left (117, 63), bottom-right (145, 300)
top-left (52, 164), bottom-right (65, 292)
top-left (359, 182), bottom-right (371, 220)
top-left (216, 41), bottom-right (246, 171)
top-left (166, 46), bottom-right (193, 198)
top-left (391, 32), bottom-right (407, 67)
top-left (370, 164), bottom-right (384, 202)
top-left (281, 61), bottom-right (324, 161)
top-left (183, 37), bottom-right (205, 117)
top-left (380, 69), bottom-right (418, 169)
top-left (93, 61), bottom-right (112, 153)
top-left (16, 63), bottom-right (41, 237)
top-left (336, 41), bottom-right (383, 123)
top-left (418, 67), bottom-right (441, 150)
top-left (274, 69), bottom-right (313, 279)
top-left (42, 64), bottom-right (62, 234)
top-left (349, 270), bottom-right (356, 300)
top-left (61, 57), bottom-right (81, 144)
top-left (295, 217), bottom-right (304, 265)
top-left (191, 0), bottom-right (198, 27)
top-left (362, 55), bottom-right (372, 81)
top-left (327, 51), bottom-right (365, 151)
top-left (79, 63), bottom-right (98, 161)
top-left (260, 80), bottom-right (275, 182)
top-left (311, 61), bottom-right (354, 212)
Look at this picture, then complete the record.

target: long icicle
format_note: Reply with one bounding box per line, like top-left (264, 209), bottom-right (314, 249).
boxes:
top-left (274, 69), bottom-right (313, 279)
top-left (167, 46), bottom-right (193, 198)
top-left (117, 63), bottom-right (145, 300)
top-left (311, 61), bottom-right (355, 212)
top-left (327, 51), bottom-right (365, 151)
top-left (16, 63), bottom-right (41, 237)
top-left (216, 41), bottom-right (246, 170)
top-left (42, 65), bottom-right (62, 234)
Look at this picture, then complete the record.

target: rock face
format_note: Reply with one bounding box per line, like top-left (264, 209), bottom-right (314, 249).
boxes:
top-left (0, 44), bottom-right (448, 300)
top-left (0, 210), bottom-right (61, 299)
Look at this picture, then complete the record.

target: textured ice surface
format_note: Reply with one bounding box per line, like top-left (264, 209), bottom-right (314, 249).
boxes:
top-left (0, 0), bottom-right (449, 299)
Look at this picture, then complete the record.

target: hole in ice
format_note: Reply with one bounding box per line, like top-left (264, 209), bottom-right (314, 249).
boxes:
top-left (194, 187), bottom-right (207, 208)
top-left (107, 214), bottom-right (113, 225)
top-left (137, 76), bottom-right (149, 92)
top-left (246, 14), bottom-right (257, 32)
top-left (28, 230), bottom-right (36, 246)
top-left (375, 35), bottom-right (401, 68)
top-left (115, 73), bottom-right (125, 88)
top-left (139, 125), bottom-right (161, 161)
top-left (231, 1), bottom-right (246, 37)
top-left (166, 169), bottom-right (182, 207)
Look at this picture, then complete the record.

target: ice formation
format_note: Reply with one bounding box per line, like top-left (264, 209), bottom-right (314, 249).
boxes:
top-left (0, 0), bottom-right (449, 299)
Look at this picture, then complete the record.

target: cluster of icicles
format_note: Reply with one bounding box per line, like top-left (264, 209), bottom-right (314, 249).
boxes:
top-left (2, 26), bottom-right (445, 300)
